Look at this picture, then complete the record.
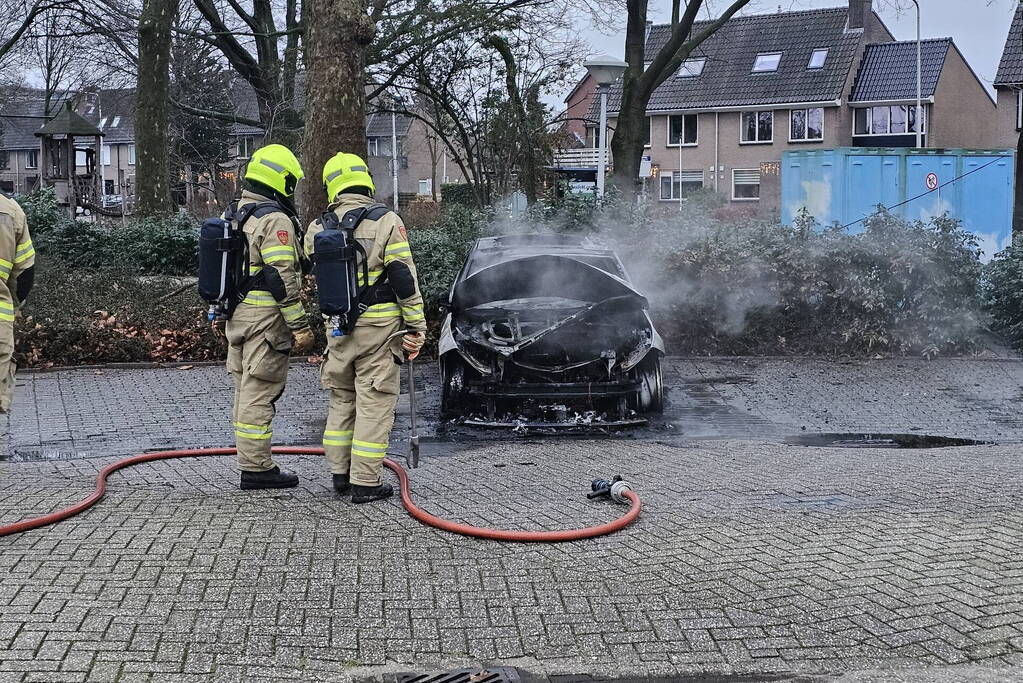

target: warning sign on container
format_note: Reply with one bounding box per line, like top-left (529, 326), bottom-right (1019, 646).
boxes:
top-left (925, 173), bottom-right (938, 191)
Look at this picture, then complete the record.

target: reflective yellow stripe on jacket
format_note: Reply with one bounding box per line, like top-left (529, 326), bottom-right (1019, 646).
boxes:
top-left (261, 244), bottom-right (295, 264)
top-left (14, 238), bottom-right (33, 265)
top-left (0, 258), bottom-right (12, 281)
top-left (383, 241), bottom-right (411, 265)
top-left (242, 289), bottom-right (277, 307)
top-left (361, 303), bottom-right (401, 319)
top-left (0, 300), bottom-right (13, 322)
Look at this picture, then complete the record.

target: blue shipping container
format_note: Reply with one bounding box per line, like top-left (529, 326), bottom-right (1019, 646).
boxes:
top-left (781, 148), bottom-right (1015, 259)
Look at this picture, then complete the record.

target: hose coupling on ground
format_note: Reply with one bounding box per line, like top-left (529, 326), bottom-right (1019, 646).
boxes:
top-left (588, 476), bottom-right (633, 505)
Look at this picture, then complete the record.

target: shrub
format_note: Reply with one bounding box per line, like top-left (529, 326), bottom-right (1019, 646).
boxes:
top-left (409, 204), bottom-right (483, 312)
top-left (440, 183), bottom-right (476, 209)
top-left (15, 187), bottom-right (67, 236)
top-left (983, 239), bottom-right (1023, 349)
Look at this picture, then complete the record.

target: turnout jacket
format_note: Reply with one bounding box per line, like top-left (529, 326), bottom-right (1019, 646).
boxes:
top-left (0, 194), bottom-right (35, 320)
top-left (232, 190), bottom-right (308, 331)
top-left (304, 193), bottom-right (426, 333)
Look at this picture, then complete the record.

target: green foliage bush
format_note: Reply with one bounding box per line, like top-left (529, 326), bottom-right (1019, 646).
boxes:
top-left (16, 188), bottom-right (199, 276)
top-left (982, 239), bottom-right (1023, 350)
top-left (409, 204), bottom-right (483, 312)
top-left (440, 183), bottom-right (476, 209)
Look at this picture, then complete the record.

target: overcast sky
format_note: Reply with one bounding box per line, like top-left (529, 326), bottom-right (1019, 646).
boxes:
top-left (572, 0), bottom-right (1016, 100)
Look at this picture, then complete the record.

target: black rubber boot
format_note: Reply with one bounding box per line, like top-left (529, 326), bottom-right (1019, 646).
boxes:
top-left (332, 473), bottom-right (351, 495)
top-left (240, 466), bottom-right (299, 490)
top-left (351, 482), bottom-right (393, 504)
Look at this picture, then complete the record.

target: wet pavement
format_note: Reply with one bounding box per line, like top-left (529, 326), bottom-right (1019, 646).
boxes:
top-left (2, 356), bottom-right (1023, 681)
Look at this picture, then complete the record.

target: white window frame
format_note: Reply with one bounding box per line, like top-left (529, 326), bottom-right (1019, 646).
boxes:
top-left (1017, 90), bottom-right (1022, 131)
top-left (98, 116), bottom-right (107, 128)
top-left (102, 144), bottom-right (111, 166)
top-left (75, 150), bottom-right (87, 167)
top-left (418, 178), bottom-right (432, 195)
top-left (128, 144), bottom-right (136, 165)
top-left (24, 150), bottom-right (38, 169)
top-left (659, 170), bottom-right (705, 201)
top-left (367, 137), bottom-right (379, 156)
top-left (111, 116), bottom-right (121, 127)
top-left (789, 108), bottom-right (825, 142)
top-left (740, 110), bottom-right (774, 144)
top-left (752, 53), bottom-right (782, 73)
top-left (644, 116), bottom-right (651, 148)
top-left (678, 58), bottom-right (706, 78)
top-left (807, 49), bottom-right (828, 70)
top-left (666, 114), bottom-right (698, 147)
top-left (732, 168), bottom-right (761, 201)
top-left (853, 105), bottom-right (927, 136)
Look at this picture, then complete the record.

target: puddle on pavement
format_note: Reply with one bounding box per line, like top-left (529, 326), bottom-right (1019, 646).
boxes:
top-left (785, 433), bottom-right (990, 449)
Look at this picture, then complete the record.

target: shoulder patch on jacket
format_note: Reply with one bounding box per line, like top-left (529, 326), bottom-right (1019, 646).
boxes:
top-left (397, 224), bottom-right (408, 241)
top-left (276, 230), bottom-right (290, 245)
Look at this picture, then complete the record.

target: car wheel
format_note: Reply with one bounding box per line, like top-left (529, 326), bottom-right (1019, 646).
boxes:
top-left (634, 354), bottom-right (663, 414)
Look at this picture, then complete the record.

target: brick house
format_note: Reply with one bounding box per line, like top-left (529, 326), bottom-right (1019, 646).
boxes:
top-left (995, 3), bottom-right (1022, 150)
top-left (1, 82), bottom-right (463, 209)
top-left (569, 0), bottom-right (998, 211)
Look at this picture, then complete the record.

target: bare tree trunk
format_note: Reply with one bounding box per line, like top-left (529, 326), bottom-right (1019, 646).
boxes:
top-left (135, 0), bottom-right (179, 217)
top-left (299, 0), bottom-right (374, 224)
top-left (488, 35), bottom-right (537, 204)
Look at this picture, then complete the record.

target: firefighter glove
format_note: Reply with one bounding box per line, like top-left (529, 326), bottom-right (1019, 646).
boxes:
top-left (402, 331), bottom-right (426, 360)
top-left (292, 326), bottom-right (316, 355)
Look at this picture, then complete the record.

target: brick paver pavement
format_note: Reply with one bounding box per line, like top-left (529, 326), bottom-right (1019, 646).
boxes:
top-left (2, 358), bottom-right (1023, 681)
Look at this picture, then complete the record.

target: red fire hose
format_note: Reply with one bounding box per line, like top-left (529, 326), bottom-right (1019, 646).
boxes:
top-left (0, 446), bottom-right (641, 541)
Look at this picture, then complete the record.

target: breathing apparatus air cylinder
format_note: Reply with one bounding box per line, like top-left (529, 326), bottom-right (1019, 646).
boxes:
top-left (198, 204), bottom-right (248, 321)
top-left (198, 201), bottom-right (280, 321)
top-left (313, 204), bottom-right (390, 337)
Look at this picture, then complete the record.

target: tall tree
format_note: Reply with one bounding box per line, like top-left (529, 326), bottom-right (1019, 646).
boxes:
top-left (610, 0), bottom-right (753, 196)
top-left (134, 0), bottom-right (179, 216)
top-left (299, 0), bottom-right (374, 222)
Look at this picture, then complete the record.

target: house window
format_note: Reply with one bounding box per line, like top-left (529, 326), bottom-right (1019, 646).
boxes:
top-left (659, 170), bottom-right (704, 200)
top-left (111, 116), bottom-right (121, 127)
top-left (854, 106), bottom-right (926, 135)
top-left (732, 169), bottom-right (761, 201)
top-left (102, 144), bottom-right (111, 166)
top-left (128, 144), bottom-right (136, 165)
top-left (644, 117), bottom-right (651, 147)
top-left (367, 137), bottom-right (379, 156)
top-left (25, 150), bottom-right (38, 169)
top-left (790, 108), bottom-right (824, 141)
top-left (741, 111), bottom-right (773, 143)
top-left (75, 150), bottom-right (87, 166)
top-left (678, 58), bottom-right (706, 77)
top-left (807, 49), bottom-right (828, 69)
top-left (418, 179), bottom-right (432, 195)
top-left (104, 179), bottom-right (115, 195)
top-left (98, 117), bottom-right (107, 128)
top-left (1017, 90), bottom-right (1022, 131)
top-left (238, 136), bottom-right (256, 158)
top-left (668, 114), bottom-right (698, 146)
top-left (752, 53), bottom-right (781, 72)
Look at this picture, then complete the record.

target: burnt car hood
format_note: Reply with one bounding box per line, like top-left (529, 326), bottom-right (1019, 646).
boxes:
top-left (450, 254), bottom-right (645, 311)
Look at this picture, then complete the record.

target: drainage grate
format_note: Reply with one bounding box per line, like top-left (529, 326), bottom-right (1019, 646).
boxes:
top-left (396, 668), bottom-right (520, 683)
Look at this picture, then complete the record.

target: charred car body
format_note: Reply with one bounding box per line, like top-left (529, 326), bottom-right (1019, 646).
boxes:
top-left (438, 234), bottom-right (664, 426)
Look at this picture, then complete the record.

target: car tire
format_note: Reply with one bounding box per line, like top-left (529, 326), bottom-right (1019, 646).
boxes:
top-left (634, 353), bottom-right (664, 414)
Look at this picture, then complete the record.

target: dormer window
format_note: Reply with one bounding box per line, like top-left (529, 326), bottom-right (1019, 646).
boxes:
top-left (678, 58), bottom-right (706, 77)
top-left (112, 116), bottom-right (121, 127)
top-left (753, 53), bottom-right (781, 72)
top-left (807, 49), bottom-right (828, 69)
top-left (98, 117), bottom-right (108, 128)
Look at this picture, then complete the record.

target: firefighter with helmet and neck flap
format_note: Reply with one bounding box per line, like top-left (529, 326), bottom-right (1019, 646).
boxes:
top-left (305, 152), bottom-right (426, 504)
top-left (205, 144), bottom-right (315, 490)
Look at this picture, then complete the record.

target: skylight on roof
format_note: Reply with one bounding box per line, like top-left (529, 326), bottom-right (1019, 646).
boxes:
top-left (808, 49), bottom-right (828, 69)
top-left (112, 116), bottom-right (121, 127)
top-left (752, 53), bottom-right (782, 72)
top-left (98, 117), bottom-right (107, 128)
top-left (678, 57), bottom-right (706, 77)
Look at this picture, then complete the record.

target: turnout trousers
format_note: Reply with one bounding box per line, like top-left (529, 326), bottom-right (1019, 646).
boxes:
top-left (0, 318), bottom-right (14, 414)
top-left (225, 304), bottom-right (293, 472)
top-left (320, 318), bottom-right (404, 486)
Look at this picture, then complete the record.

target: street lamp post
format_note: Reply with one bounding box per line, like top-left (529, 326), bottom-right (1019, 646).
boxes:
top-left (583, 56), bottom-right (628, 200)
top-left (911, 0), bottom-right (923, 148)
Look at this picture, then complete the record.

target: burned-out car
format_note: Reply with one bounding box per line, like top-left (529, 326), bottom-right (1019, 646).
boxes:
top-left (438, 234), bottom-right (665, 426)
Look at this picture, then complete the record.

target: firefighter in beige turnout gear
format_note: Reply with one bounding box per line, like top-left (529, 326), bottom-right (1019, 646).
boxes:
top-left (305, 153), bottom-right (426, 504)
top-left (217, 144), bottom-right (315, 490)
top-left (0, 193), bottom-right (35, 419)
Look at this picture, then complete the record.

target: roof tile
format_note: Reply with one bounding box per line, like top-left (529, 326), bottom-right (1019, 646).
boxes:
top-left (995, 3), bottom-right (1023, 86)
top-left (849, 39), bottom-right (950, 102)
